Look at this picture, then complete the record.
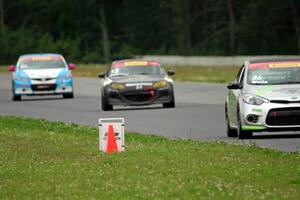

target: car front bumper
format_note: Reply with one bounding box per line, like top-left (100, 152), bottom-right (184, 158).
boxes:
top-left (104, 87), bottom-right (173, 106)
top-left (13, 78), bottom-right (73, 95)
top-left (240, 101), bottom-right (300, 132)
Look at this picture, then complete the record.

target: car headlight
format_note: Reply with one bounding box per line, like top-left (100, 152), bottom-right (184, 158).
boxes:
top-left (153, 80), bottom-right (167, 88)
top-left (242, 93), bottom-right (269, 105)
top-left (59, 76), bottom-right (72, 81)
top-left (15, 76), bottom-right (30, 82)
top-left (111, 83), bottom-right (125, 90)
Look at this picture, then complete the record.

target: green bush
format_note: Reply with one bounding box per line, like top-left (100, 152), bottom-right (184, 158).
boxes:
top-left (0, 29), bottom-right (92, 64)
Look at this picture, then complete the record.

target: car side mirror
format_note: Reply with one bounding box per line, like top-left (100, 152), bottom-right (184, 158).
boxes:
top-left (68, 63), bottom-right (76, 70)
top-left (227, 82), bottom-right (242, 90)
top-left (8, 65), bottom-right (16, 72)
top-left (167, 70), bottom-right (175, 76)
top-left (98, 73), bottom-right (106, 79)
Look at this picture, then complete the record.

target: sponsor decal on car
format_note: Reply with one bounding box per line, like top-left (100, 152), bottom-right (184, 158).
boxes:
top-left (269, 63), bottom-right (300, 68)
top-left (124, 61), bottom-right (148, 66)
top-left (255, 86), bottom-right (277, 96)
top-left (241, 125), bottom-right (266, 131)
top-left (125, 83), bottom-right (152, 87)
top-left (249, 62), bottom-right (300, 70)
top-left (32, 56), bottom-right (52, 61)
top-left (112, 60), bottom-right (161, 68)
top-left (251, 75), bottom-right (268, 84)
top-left (252, 108), bottom-right (262, 113)
top-left (21, 55), bottom-right (62, 61)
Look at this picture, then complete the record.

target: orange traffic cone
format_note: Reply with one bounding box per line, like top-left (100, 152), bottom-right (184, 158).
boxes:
top-left (106, 124), bottom-right (118, 153)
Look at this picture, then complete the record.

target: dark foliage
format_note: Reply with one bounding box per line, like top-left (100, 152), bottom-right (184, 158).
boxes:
top-left (0, 0), bottom-right (299, 64)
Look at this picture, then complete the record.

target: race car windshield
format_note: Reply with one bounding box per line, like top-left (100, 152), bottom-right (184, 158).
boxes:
top-left (19, 59), bottom-right (66, 70)
top-left (248, 64), bottom-right (300, 85)
top-left (109, 65), bottom-right (164, 77)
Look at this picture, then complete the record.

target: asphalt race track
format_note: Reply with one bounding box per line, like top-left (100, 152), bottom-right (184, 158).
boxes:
top-left (1, 73), bottom-right (300, 152)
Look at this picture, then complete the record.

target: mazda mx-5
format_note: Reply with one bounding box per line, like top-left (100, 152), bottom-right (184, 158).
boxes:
top-left (99, 59), bottom-right (175, 111)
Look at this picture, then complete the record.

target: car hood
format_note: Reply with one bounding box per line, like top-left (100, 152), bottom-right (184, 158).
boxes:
top-left (22, 68), bottom-right (64, 79)
top-left (247, 84), bottom-right (300, 101)
top-left (110, 74), bottom-right (166, 83)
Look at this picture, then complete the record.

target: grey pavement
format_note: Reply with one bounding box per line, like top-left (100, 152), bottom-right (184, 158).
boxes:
top-left (1, 74), bottom-right (299, 152)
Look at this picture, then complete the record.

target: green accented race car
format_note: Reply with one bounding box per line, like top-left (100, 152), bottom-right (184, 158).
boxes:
top-left (226, 58), bottom-right (300, 139)
top-left (98, 59), bottom-right (175, 111)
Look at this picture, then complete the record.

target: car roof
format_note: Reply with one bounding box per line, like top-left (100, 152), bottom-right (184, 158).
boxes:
top-left (111, 59), bottom-right (161, 68)
top-left (249, 57), bottom-right (300, 64)
top-left (20, 53), bottom-right (62, 58)
top-left (111, 59), bottom-right (160, 64)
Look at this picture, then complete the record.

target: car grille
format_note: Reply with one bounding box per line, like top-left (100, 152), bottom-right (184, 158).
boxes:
top-left (270, 100), bottom-right (300, 104)
top-left (123, 91), bottom-right (152, 102)
top-left (31, 78), bottom-right (54, 81)
top-left (266, 107), bottom-right (300, 126)
top-left (31, 84), bottom-right (56, 91)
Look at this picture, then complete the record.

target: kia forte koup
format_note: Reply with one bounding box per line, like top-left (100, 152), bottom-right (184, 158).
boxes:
top-left (98, 59), bottom-right (175, 111)
top-left (226, 58), bottom-right (300, 138)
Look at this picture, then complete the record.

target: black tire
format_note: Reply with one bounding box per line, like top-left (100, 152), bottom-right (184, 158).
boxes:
top-left (163, 88), bottom-right (175, 108)
top-left (225, 103), bottom-right (238, 137)
top-left (12, 82), bottom-right (21, 101)
top-left (63, 93), bottom-right (74, 99)
top-left (237, 109), bottom-right (253, 139)
top-left (163, 100), bottom-right (175, 108)
top-left (101, 93), bottom-right (113, 111)
top-left (12, 94), bottom-right (21, 101)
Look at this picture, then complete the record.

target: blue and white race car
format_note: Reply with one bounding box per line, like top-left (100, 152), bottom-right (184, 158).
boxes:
top-left (9, 53), bottom-right (76, 101)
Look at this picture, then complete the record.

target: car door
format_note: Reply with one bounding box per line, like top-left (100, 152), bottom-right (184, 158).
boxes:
top-left (227, 65), bottom-right (245, 128)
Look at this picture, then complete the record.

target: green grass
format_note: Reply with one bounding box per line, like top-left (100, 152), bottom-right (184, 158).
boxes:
top-left (0, 64), bottom-right (239, 83)
top-left (164, 65), bottom-right (239, 83)
top-left (0, 116), bottom-right (299, 199)
top-left (73, 64), bottom-right (239, 83)
top-left (0, 65), bottom-right (7, 73)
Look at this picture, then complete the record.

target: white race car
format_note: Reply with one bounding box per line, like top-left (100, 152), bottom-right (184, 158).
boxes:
top-left (226, 58), bottom-right (300, 138)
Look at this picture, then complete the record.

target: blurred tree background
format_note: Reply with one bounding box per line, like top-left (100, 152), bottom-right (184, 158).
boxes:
top-left (0, 0), bottom-right (299, 64)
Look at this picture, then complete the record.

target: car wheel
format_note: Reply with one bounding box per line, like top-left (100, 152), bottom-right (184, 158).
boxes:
top-left (163, 100), bottom-right (175, 108)
top-left (12, 82), bottom-right (21, 101)
top-left (101, 92), bottom-right (113, 111)
top-left (163, 89), bottom-right (175, 108)
top-left (237, 109), bottom-right (253, 139)
top-left (12, 94), bottom-right (21, 101)
top-left (225, 103), bottom-right (237, 137)
top-left (63, 93), bottom-right (74, 99)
